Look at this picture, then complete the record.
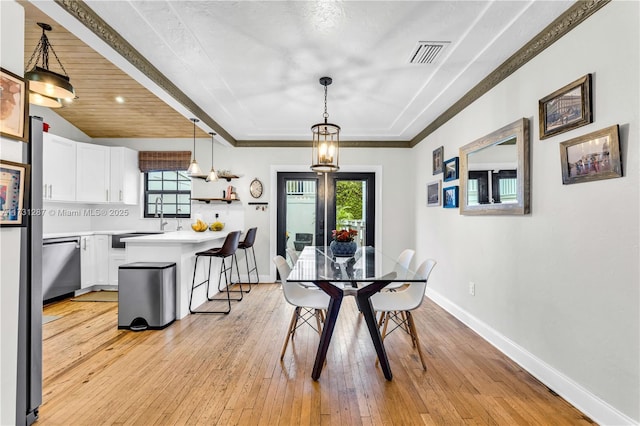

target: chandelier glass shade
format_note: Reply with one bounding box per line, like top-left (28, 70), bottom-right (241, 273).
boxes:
top-left (187, 118), bottom-right (202, 176)
top-left (310, 77), bottom-right (340, 173)
top-left (25, 23), bottom-right (75, 105)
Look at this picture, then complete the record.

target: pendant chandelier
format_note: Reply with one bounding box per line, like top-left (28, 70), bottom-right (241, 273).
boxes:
top-left (310, 76), bottom-right (340, 173)
top-left (25, 23), bottom-right (75, 108)
top-left (187, 118), bottom-right (203, 175)
top-left (206, 132), bottom-right (219, 182)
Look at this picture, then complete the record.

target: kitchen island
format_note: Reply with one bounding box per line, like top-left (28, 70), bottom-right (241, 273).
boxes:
top-left (121, 230), bottom-right (234, 319)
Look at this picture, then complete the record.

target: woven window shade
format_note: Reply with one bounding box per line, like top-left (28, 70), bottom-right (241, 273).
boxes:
top-left (138, 151), bottom-right (191, 172)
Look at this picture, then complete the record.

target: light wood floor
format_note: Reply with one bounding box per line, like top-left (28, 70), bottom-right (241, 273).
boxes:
top-left (41, 284), bottom-right (593, 425)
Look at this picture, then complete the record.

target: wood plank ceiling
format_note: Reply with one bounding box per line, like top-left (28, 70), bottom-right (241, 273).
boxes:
top-left (22, 1), bottom-right (208, 139)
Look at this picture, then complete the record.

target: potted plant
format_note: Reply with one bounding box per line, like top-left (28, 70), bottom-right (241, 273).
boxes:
top-left (330, 228), bottom-right (358, 257)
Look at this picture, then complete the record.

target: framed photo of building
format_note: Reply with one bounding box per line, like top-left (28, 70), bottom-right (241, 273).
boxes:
top-left (539, 74), bottom-right (592, 140)
top-left (0, 160), bottom-right (30, 226)
top-left (427, 180), bottom-right (441, 207)
top-left (443, 185), bottom-right (459, 209)
top-left (559, 124), bottom-right (621, 185)
top-left (0, 68), bottom-right (29, 142)
top-left (432, 146), bottom-right (444, 174)
top-left (443, 157), bottom-right (459, 182)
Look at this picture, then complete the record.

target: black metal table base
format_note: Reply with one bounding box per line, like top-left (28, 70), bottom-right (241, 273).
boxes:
top-left (311, 280), bottom-right (393, 381)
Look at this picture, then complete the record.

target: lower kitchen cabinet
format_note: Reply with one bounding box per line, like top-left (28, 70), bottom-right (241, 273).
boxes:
top-left (80, 235), bottom-right (95, 288)
top-left (80, 234), bottom-right (110, 288)
top-left (108, 252), bottom-right (127, 287)
top-left (94, 235), bottom-right (109, 285)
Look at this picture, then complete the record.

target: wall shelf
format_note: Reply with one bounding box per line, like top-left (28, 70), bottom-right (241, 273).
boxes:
top-left (190, 197), bottom-right (240, 204)
top-left (191, 174), bottom-right (239, 182)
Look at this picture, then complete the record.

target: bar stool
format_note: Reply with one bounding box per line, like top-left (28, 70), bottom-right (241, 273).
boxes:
top-left (234, 227), bottom-right (259, 293)
top-left (189, 230), bottom-right (242, 314)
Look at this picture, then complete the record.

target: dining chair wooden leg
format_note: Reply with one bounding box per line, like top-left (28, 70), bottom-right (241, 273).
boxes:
top-left (314, 310), bottom-right (323, 334)
top-left (291, 306), bottom-right (300, 338)
top-left (281, 307), bottom-right (300, 359)
top-left (406, 311), bottom-right (427, 371)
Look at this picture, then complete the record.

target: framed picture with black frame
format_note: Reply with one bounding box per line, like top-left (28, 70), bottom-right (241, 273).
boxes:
top-left (443, 185), bottom-right (459, 209)
top-left (443, 157), bottom-right (459, 182)
top-left (0, 159), bottom-right (30, 226)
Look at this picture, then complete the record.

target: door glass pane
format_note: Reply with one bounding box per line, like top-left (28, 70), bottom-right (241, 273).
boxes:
top-left (286, 179), bottom-right (316, 254)
top-left (335, 180), bottom-right (366, 247)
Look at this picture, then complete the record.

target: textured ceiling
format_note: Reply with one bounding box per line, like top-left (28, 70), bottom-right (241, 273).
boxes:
top-left (22, 0), bottom-right (595, 146)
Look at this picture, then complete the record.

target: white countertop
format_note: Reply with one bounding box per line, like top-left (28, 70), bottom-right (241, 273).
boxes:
top-left (43, 229), bottom-right (137, 239)
top-left (121, 230), bottom-right (232, 245)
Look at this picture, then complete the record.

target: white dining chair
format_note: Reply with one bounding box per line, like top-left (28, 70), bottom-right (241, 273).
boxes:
top-left (273, 255), bottom-right (330, 359)
top-left (370, 258), bottom-right (437, 370)
top-left (384, 249), bottom-right (415, 291)
top-left (285, 247), bottom-right (299, 267)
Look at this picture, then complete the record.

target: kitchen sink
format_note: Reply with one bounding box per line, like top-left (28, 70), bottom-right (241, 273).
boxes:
top-left (111, 232), bottom-right (163, 249)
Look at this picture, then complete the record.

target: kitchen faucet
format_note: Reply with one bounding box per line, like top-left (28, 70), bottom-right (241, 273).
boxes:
top-left (176, 208), bottom-right (183, 231)
top-left (154, 197), bottom-right (168, 231)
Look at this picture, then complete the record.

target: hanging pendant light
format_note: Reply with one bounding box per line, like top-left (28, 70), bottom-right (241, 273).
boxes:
top-left (206, 132), bottom-right (219, 182)
top-left (311, 76), bottom-right (340, 173)
top-left (187, 118), bottom-right (203, 175)
top-left (25, 23), bottom-right (75, 105)
top-left (29, 92), bottom-right (63, 109)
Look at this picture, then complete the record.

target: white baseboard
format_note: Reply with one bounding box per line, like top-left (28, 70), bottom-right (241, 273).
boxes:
top-left (424, 288), bottom-right (637, 426)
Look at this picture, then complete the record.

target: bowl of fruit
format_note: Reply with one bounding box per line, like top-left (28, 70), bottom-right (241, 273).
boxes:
top-left (191, 218), bottom-right (208, 232)
top-left (209, 220), bottom-right (224, 231)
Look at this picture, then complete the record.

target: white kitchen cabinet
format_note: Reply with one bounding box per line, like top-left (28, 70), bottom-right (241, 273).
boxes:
top-left (80, 235), bottom-right (95, 288)
top-left (76, 142), bottom-right (110, 203)
top-left (94, 235), bottom-right (109, 285)
top-left (80, 234), bottom-right (109, 288)
top-left (109, 147), bottom-right (139, 204)
top-left (108, 252), bottom-right (127, 287)
top-left (43, 133), bottom-right (76, 201)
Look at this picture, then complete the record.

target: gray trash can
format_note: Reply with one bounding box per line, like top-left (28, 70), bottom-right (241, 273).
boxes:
top-left (118, 262), bottom-right (176, 331)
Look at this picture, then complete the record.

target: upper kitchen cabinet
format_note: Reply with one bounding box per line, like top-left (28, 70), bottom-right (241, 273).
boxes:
top-left (109, 147), bottom-right (139, 205)
top-left (43, 133), bottom-right (77, 202)
top-left (76, 142), bottom-right (111, 203)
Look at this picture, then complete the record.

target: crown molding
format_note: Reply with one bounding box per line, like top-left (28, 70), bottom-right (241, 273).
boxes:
top-left (409, 0), bottom-right (611, 147)
top-left (54, 0), bottom-right (609, 149)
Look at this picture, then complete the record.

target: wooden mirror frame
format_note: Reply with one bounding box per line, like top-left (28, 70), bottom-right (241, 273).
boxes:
top-left (459, 118), bottom-right (530, 215)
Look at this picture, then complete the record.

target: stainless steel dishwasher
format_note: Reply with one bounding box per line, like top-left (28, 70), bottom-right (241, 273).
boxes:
top-left (42, 237), bottom-right (81, 302)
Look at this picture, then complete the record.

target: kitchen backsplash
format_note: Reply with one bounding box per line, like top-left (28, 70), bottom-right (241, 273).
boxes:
top-left (43, 201), bottom-right (245, 234)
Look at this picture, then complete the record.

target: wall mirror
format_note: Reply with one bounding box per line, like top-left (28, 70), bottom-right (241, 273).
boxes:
top-left (459, 118), bottom-right (530, 215)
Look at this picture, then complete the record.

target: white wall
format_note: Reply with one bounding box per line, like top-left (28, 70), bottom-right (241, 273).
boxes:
top-left (93, 137), bottom-right (415, 280)
top-left (0, 2), bottom-right (24, 423)
top-left (414, 2), bottom-right (639, 423)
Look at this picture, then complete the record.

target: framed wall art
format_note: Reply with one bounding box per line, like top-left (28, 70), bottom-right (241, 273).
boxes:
top-left (443, 157), bottom-right (459, 182)
top-left (427, 180), bottom-right (441, 207)
top-left (559, 124), bottom-right (621, 185)
top-left (0, 68), bottom-right (29, 142)
top-left (539, 74), bottom-right (592, 140)
top-left (0, 160), bottom-right (30, 227)
top-left (443, 185), bottom-right (459, 209)
top-left (432, 146), bottom-right (444, 174)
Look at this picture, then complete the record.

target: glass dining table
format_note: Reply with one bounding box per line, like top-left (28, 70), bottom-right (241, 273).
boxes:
top-left (288, 245), bottom-right (424, 381)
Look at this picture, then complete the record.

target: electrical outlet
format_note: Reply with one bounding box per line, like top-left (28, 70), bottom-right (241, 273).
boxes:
top-left (469, 282), bottom-right (475, 296)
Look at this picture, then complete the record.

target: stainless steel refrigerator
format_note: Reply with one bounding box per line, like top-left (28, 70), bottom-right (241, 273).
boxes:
top-left (17, 115), bottom-right (43, 425)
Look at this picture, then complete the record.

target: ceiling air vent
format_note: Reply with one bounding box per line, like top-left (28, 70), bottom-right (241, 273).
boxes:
top-left (408, 41), bottom-right (450, 64)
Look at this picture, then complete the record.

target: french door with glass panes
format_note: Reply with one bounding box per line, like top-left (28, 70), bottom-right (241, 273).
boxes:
top-left (276, 172), bottom-right (375, 262)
